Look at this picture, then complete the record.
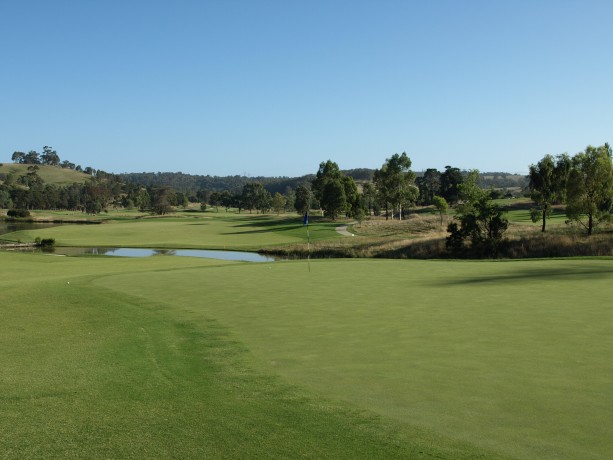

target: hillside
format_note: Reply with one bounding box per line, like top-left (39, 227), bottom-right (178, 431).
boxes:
top-left (0, 163), bottom-right (91, 186)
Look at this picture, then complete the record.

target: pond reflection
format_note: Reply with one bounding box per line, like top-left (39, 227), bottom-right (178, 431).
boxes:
top-left (16, 246), bottom-right (277, 262)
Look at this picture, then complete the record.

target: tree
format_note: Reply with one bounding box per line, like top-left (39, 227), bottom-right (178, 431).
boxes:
top-left (321, 179), bottom-right (346, 219)
top-left (311, 160), bottom-right (349, 219)
top-left (221, 190), bottom-right (233, 211)
top-left (135, 188), bottom-right (151, 211)
top-left (361, 182), bottom-right (376, 215)
top-left (11, 151), bottom-right (25, 164)
top-left (209, 191), bottom-right (222, 211)
top-left (41, 146), bottom-right (60, 166)
top-left (256, 189), bottom-right (272, 214)
top-left (565, 144), bottom-right (613, 235)
top-left (0, 189), bottom-right (13, 208)
top-left (446, 170), bottom-right (508, 256)
top-left (528, 153), bottom-right (570, 232)
top-left (150, 187), bottom-right (175, 215)
top-left (294, 184), bottom-right (310, 214)
top-left (241, 182), bottom-right (270, 214)
top-left (416, 168), bottom-right (441, 204)
top-left (312, 160), bottom-right (342, 202)
top-left (24, 150), bottom-right (41, 164)
top-left (373, 152), bottom-right (417, 220)
top-left (432, 195), bottom-right (448, 226)
top-left (342, 175), bottom-right (360, 217)
top-left (272, 192), bottom-right (285, 215)
top-left (284, 187), bottom-right (295, 212)
top-left (440, 166), bottom-right (464, 204)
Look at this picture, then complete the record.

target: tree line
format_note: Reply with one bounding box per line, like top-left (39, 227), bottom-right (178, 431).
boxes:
top-left (3, 144), bottom-right (612, 247)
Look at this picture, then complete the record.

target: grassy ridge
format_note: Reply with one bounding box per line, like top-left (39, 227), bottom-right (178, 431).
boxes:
top-left (0, 252), bottom-right (498, 459)
top-left (0, 163), bottom-right (90, 185)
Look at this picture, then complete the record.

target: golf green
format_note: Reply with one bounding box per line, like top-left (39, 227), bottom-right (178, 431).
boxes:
top-left (2, 251), bottom-right (612, 458)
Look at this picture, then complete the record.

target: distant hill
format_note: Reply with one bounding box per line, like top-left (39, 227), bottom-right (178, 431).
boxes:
top-left (0, 163), bottom-right (91, 186)
top-left (117, 168), bottom-right (526, 196)
top-left (0, 159), bottom-right (526, 194)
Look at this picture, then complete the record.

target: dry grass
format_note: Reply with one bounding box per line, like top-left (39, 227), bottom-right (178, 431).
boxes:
top-left (262, 213), bottom-right (450, 259)
top-left (262, 212), bottom-right (613, 259)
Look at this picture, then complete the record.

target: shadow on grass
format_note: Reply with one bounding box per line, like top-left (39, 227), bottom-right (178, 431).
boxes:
top-left (223, 225), bottom-right (304, 235)
top-left (438, 264), bottom-right (613, 286)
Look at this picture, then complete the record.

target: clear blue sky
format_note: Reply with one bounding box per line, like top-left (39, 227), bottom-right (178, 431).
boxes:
top-left (1, 1), bottom-right (611, 177)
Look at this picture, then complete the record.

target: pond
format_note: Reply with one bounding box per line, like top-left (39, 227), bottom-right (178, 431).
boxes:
top-left (0, 221), bottom-right (62, 235)
top-left (4, 246), bottom-right (277, 262)
top-left (0, 221), bottom-right (277, 262)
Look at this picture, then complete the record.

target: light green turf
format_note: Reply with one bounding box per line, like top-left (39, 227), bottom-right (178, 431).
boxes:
top-left (2, 249), bottom-right (611, 458)
top-left (0, 252), bottom-right (501, 459)
top-left (2, 213), bottom-right (340, 250)
top-left (97, 257), bottom-right (613, 460)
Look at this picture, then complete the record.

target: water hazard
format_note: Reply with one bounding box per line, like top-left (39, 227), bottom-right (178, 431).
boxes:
top-left (0, 222), bottom-right (276, 262)
top-left (6, 246), bottom-right (276, 262)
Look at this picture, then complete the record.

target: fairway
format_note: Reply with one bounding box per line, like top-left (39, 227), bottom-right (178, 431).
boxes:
top-left (2, 251), bottom-right (612, 458)
top-left (2, 213), bottom-right (339, 250)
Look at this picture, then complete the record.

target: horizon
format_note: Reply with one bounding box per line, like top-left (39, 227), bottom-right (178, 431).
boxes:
top-left (1, 1), bottom-right (611, 177)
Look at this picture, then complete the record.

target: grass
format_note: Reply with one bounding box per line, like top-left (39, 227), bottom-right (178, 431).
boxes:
top-left (0, 163), bottom-right (90, 186)
top-left (0, 212), bottom-right (341, 250)
top-left (0, 252), bottom-right (504, 459)
top-left (264, 202), bottom-right (613, 259)
top-left (99, 257), bottom-right (613, 460)
top-left (1, 249), bottom-right (612, 458)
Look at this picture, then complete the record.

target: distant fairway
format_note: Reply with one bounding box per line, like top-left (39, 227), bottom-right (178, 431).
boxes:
top-left (2, 213), bottom-right (340, 250)
top-left (2, 249), bottom-right (612, 458)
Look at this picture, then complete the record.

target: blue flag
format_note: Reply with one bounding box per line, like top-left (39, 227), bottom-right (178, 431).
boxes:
top-left (303, 212), bottom-right (308, 226)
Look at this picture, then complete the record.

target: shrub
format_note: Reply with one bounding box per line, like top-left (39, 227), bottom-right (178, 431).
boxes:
top-left (36, 238), bottom-right (55, 247)
top-left (7, 209), bottom-right (30, 218)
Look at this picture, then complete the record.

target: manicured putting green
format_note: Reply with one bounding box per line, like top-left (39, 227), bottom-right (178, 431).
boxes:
top-left (1, 252), bottom-right (493, 459)
top-left (98, 257), bottom-right (613, 460)
top-left (2, 251), bottom-right (612, 458)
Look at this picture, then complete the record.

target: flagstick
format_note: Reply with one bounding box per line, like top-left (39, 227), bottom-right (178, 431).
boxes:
top-left (306, 223), bottom-right (311, 272)
top-left (304, 211), bottom-right (311, 272)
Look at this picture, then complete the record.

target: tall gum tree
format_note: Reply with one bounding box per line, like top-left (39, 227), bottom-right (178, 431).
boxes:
top-left (528, 153), bottom-right (570, 232)
top-left (373, 152), bottom-right (417, 220)
top-left (566, 143), bottom-right (613, 235)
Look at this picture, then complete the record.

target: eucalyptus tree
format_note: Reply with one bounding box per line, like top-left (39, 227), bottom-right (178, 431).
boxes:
top-left (41, 146), bottom-right (60, 166)
top-left (417, 168), bottom-right (441, 204)
top-left (446, 170), bottom-right (508, 256)
top-left (440, 166), bottom-right (464, 204)
top-left (361, 181), bottom-right (376, 215)
top-left (11, 151), bottom-right (25, 164)
top-left (272, 192), bottom-right (285, 215)
top-left (321, 179), bottom-right (346, 219)
top-left (432, 195), bottom-right (448, 226)
top-left (311, 160), bottom-right (348, 219)
top-left (528, 153), bottom-right (570, 232)
top-left (242, 182), bottom-right (269, 213)
top-left (566, 144), bottom-right (613, 235)
top-left (294, 184), bottom-right (310, 214)
top-left (373, 152), bottom-right (417, 220)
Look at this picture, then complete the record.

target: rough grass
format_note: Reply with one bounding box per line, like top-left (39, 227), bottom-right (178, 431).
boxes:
top-left (263, 206), bottom-right (613, 259)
